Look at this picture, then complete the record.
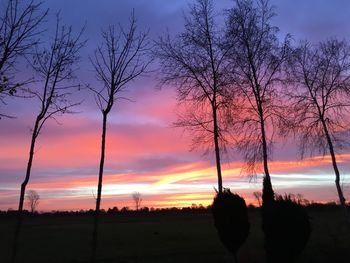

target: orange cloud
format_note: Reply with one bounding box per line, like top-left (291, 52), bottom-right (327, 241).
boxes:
top-left (2, 151), bottom-right (347, 211)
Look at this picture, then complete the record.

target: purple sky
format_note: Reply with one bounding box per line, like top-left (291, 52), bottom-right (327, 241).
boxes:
top-left (1, 0), bottom-right (350, 211)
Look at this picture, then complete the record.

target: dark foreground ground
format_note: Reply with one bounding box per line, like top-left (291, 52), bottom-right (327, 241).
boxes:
top-left (1, 208), bottom-right (350, 263)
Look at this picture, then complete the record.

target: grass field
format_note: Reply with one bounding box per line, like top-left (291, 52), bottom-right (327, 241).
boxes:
top-left (1, 208), bottom-right (350, 263)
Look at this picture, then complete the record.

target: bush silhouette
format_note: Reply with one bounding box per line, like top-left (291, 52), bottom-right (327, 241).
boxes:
top-left (212, 189), bottom-right (250, 262)
top-left (262, 194), bottom-right (311, 263)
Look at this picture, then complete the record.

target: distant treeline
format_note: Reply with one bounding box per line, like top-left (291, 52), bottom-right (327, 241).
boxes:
top-left (1, 201), bottom-right (347, 217)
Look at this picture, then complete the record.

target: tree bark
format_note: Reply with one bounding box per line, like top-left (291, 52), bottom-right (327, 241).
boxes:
top-left (92, 111), bottom-right (108, 262)
top-left (321, 119), bottom-right (348, 218)
top-left (11, 117), bottom-right (40, 263)
top-left (259, 107), bottom-right (274, 205)
top-left (212, 104), bottom-right (223, 193)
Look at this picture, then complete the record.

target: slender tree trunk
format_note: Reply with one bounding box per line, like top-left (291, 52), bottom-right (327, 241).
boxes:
top-left (259, 108), bottom-right (274, 205)
top-left (321, 119), bottom-right (348, 219)
top-left (261, 125), bottom-right (270, 180)
top-left (11, 117), bottom-right (40, 263)
top-left (92, 111), bottom-right (108, 262)
top-left (212, 104), bottom-right (223, 193)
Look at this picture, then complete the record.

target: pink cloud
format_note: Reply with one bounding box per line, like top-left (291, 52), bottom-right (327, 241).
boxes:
top-left (1, 86), bottom-right (350, 211)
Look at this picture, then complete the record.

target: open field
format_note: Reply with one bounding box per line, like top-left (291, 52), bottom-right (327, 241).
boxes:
top-left (1, 208), bottom-right (350, 263)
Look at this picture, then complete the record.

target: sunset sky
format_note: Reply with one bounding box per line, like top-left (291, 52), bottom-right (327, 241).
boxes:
top-left (1, 0), bottom-right (350, 211)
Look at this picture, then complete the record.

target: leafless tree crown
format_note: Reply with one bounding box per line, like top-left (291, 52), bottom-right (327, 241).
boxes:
top-left (28, 14), bottom-right (85, 136)
top-left (155, 0), bottom-right (231, 150)
top-left (225, 0), bottom-right (290, 176)
top-left (90, 12), bottom-right (150, 114)
top-left (285, 39), bottom-right (350, 158)
top-left (0, 0), bottom-right (47, 117)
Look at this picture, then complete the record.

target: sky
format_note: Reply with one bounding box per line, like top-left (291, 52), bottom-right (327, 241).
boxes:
top-left (1, 0), bottom-right (350, 211)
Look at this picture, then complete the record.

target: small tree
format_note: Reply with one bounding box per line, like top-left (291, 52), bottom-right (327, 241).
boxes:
top-left (286, 39), bottom-right (350, 218)
top-left (0, 0), bottom-right (47, 118)
top-left (132, 192), bottom-right (142, 211)
top-left (253, 191), bottom-right (262, 207)
top-left (17, 14), bottom-right (84, 218)
top-left (225, 0), bottom-right (290, 204)
top-left (11, 15), bottom-right (85, 263)
top-left (89, 12), bottom-right (149, 262)
top-left (225, 2), bottom-right (311, 261)
top-left (156, 0), bottom-right (230, 193)
top-left (25, 190), bottom-right (39, 213)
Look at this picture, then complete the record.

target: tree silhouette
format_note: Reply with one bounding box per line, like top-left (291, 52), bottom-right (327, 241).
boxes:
top-left (286, 39), bottom-right (350, 219)
top-left (156, 0), bottom-right (230, 193)
top-left (262, 194), bottom-right (311, 263)
top-left (11, 14), bottom-right (84, 263)
top-left (253, 191), bottom-right (262, 207)
top-left (224, 1), bottom-right (312, 261)
top-left (26, 189), bottom-right (39, 213)
top-left (0, 0), bottom-right (47, 118)
top-left (156, 1), bottom-right (251, 259)
top-left (225, 0), bottom-right (290, 203)
top-left (89, 12), bottom-right (149, 262)
top-left (212, 189), bottom-right (250, 263)
top-left (132, 191), bottom-right (142, 211)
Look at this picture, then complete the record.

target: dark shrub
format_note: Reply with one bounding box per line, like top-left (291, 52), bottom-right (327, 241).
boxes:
top-left (212, 189), bottom-right (250, 262)
top-left (262, 194), bottom-right (311, 263)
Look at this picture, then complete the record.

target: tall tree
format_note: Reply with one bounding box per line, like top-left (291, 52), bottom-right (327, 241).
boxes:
top-left (11, 15), bottom-right (84, 263)
top-left (156, 0), bottom-right (230, 193)
top-left (89, 12), bottom-right (149, 262)
top-left (225, 0), bottom-right (289, 203)
top-left (286, 39), bottom-right (350, 217)
top-left (0, 0), bottom-right (47, 118)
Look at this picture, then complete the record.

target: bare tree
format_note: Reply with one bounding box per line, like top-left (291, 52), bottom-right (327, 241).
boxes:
top-left (89, 12), bottom-right (149, 262)
top-left (0, 0), bottom-right (47, 118)
top-left (156, 0), bottom-right (230, 193)
top-left (295, 193), bottom-right (309, 206)
top-left (225, 0), bottom-right (290, 203)
top-left (11, 15), bottom-right (85, 263)
top-left (25, 189), bottom-right (39, 213)
top-left (286, 39), bottom-right (350, 218)
top-left (132, 192), bottom-right (142, 210)
top-left (253, 191), bottom-right (262, 207)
